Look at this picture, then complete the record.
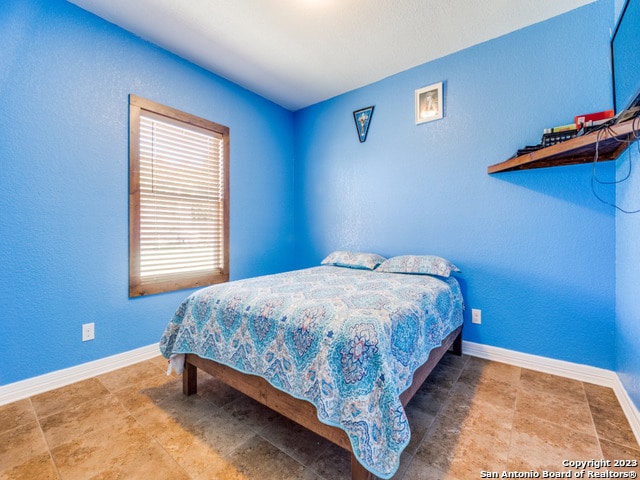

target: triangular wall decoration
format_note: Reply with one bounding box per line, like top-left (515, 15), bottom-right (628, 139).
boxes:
top-left (353, 106), bottom-right (374, 142)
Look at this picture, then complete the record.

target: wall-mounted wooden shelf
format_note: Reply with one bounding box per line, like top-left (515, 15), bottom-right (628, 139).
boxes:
top-left (487, 119), bottom-right (639, 174)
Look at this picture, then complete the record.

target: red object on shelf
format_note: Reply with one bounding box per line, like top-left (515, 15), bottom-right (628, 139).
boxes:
top-left (574, 109), bottom-right (614, 129)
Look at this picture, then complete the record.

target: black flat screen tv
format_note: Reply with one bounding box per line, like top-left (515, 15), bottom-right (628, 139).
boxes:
top-left (611, 0), bottom-right (640, 122)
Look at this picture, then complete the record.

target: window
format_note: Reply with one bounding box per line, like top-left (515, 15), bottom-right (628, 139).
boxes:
top-left (129, 95), bottom-right (229, 297)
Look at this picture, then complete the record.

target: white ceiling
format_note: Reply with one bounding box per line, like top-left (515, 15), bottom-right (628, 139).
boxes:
top-left (67, 0), bottom-right (596, 111)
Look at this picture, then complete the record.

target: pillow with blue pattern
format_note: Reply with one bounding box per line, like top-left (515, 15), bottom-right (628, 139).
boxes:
top-left (376, 255), bottom-right (460, 277)
top-left (321, 251), bottom-right (386, 270)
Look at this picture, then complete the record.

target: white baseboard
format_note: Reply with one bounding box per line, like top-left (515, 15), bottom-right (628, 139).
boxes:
top-left (0, 344), bottom-right (160, 407)
top-left (614, 379), bottom-right (640, 447)
top-left (463, 340), bottom-right (640, 445)
top-left (462, 341), bottom-right (618, 386)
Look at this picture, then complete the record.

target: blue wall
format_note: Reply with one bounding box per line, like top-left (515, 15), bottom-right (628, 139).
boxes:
top-left (0, 0), bottom-right (295, 385)
top-left (614, 0), bottom-right (640, 412)
top-left (294, 1), bottom-right (617, 370)
top-left (3, 0), bottom-right (635, 400)
top-left (616, 142), bottom-right (640, 413)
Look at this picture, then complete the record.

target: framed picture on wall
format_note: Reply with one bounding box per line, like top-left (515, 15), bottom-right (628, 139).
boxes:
top-left (415, 82), bottom-right (443, 124)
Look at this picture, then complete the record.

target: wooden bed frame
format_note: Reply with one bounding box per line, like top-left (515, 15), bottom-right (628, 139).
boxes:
top-left (182, 325), bottom-right (463, 480)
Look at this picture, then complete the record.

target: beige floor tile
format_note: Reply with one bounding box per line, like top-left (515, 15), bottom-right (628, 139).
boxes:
top-left (445, 380), bottom-right (517, 427)
top-left (436, 352), bottom-right (469, 372)
top-left (520, 368), bottom-right (585, 400)
top-left (136, 406), bottom-right (239, 480)
top-left (1, 354), bottom-right (637, 480)
top-left (599, 437), bottom-right (640, 466)
top-left (256, 411), bottom-right (333, 466)
top-left (0, 421), bottom-right (50, 473)
top-left (515, 387), bottom-right (596, 435)
top-left (461, 401), bottom-right (515, 438)
top-left (224, 434), bottom-right (308, 479)
top-left (438, 398), bottom-right (512, 478)
top-left (31, 377), bottom-right (110, 418)
top-left (508, 412), bottom-right (602, 473)
top-left (403, 456), bottom-right (463, 480)
top-left (50, 415), bottom-right (182, 479)
top-left (175, 445), bottom-right (242, 480)
top-left (404, 405), bottom-right (436, 456)
top-left (584, 382), bottom-right (619, 408)
top-left (147, 354), bottom-right (171, 370)
top-left (98, 359), bottom-right (168, 393)
top-left (0, 452), bottom-right (58, 480)
top-left (0, 399), bottom-right (36, 434)
top-left (421, 362), bottom-right (463, 391)
top-left (39, 393), bottom-right (130, 449)
top-left (446, 443), bottom-right (509, 480)
top-left (591, 412), bottom-right (640, 451)
top-left (585, 383), bottom-right (640, 450)
top-left (109, 441), bottom-right (191, 480)
top-left (308, 442), bottom-right (352, 480)
top-left (458, 357), bottom-right (521, 386)
top-left (196, 372), bottom-right (247, 407)
top-left (111, 373), bottom-right (183, 415)
top-left (222, 392), bottom-right (283, 433)
top-left (465, 381), bottom-right (517, 413)
top-left (408, 381), bottom-right (454, 419)
top-left (134, 390), bottom-right (256, 479)
top-left (415, 410), bottom-right (468, 474)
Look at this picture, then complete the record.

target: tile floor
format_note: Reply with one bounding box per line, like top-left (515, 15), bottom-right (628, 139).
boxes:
top-left (1, 353), bottom-right (638, 480)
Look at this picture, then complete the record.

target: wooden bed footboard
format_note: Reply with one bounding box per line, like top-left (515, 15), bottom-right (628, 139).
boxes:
top-left (182, 326), bottom-right (462, 480)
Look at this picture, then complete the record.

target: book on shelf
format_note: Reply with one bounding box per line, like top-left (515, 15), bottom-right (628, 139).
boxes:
top-left (543, 123), bottom-right (578, 134)
top-left (574, 109), bottom-right (614, 129)
top-left (514, 109), bottom-right (618, 157)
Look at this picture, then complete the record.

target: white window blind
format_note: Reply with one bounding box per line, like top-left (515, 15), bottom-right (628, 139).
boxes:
top-left (129, 95), bottom-right (229, 297)
top-left (139, 112), bottom-right (225, 281)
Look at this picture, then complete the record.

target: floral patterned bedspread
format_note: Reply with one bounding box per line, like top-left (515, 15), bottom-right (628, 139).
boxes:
top-left (159, 266), bottom-right (464, 478)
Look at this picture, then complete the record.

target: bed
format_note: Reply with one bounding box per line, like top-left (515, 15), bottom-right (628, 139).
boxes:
top-left (159, 252), bottom-right (465, 480)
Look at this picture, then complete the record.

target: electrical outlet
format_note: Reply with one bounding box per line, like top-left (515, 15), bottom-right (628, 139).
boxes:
top-left (82, 323), bottom-right (95, 342)
top-left (471, 309), bottom-right (482, 325)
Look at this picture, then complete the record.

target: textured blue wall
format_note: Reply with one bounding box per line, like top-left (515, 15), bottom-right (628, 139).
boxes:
top-left (616, 144), bottom-right (640, 413)
top-left (0, 0), bottom-right (295, 385)
top-left (614, 0), bottom-right (640, 416)
top-left (294, 1), bottom-right (617, 370)
top-left (1, 0), bottom-right (628, 389)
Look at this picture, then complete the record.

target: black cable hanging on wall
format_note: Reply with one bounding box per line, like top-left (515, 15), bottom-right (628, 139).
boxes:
top-left (591, 116), bottom-right (640, 214)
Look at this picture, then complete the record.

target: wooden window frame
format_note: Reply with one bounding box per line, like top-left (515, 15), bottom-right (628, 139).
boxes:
top-left (129, 94), bottom-right (229, 297)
